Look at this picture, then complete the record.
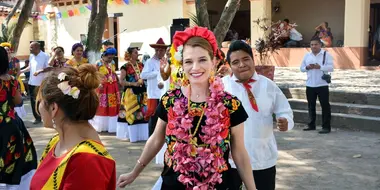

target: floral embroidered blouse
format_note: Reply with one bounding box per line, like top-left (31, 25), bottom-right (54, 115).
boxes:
top-left (0, 79), bottom-right (18, 124)
top-left (96, 60), bottom-right (118, 84)
top-left (65, 57), bottom-right (88, 68)
top-left (155, 88), bottom-right (248, 189)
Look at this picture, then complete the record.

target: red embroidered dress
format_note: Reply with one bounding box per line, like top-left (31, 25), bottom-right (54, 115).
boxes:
top-left (30, 135), bottom-right (116, 190)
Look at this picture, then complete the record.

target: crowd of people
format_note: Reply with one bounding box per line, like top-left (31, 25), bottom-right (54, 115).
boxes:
top-left (0, 25), bottom-right (334, 189)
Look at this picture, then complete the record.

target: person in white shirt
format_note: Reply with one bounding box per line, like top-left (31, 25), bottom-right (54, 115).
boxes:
top-left (283, 19), bottom-right (303, 47)
top-left (223, 40), bottom-right (294, 190)
top-left (21, 42), bottom-right (49, 124)
top-left (300, 37), bottom-right (334, 134)
top-left (141, 38), bottom-right (169, 136)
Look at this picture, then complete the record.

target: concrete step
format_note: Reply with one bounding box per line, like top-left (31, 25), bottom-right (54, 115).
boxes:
top-left (281, 88), bottom-right (380, 106)
top-left (292, 109), bottom-right (380, 132)
top-left (289, 99), bottom-right (380, 118)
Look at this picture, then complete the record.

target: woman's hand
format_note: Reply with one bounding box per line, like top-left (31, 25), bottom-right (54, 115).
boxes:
top-left (117, 172), bottom-right (138, 188)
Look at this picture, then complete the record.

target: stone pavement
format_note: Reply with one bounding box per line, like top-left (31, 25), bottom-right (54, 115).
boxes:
top-left (26, 123), bottom-right (380, 190)
top-left (275, 67), bottom-right (380, 94)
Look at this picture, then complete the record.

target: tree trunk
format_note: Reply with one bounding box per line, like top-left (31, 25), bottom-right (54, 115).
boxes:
top-left (195, 0), bottom-right (210, 29)
top-left (213, 0), bottom-right (241, 47)
top-left (86, 0), bottom-right (108, 64)
top-left (4, 0), bottom-right (23, 26)
top-left (11, 0), bottom-right (34, 52)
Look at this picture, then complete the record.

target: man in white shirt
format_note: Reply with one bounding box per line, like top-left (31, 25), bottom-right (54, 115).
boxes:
top-left (300, 37), bottom-right (334, 134)
top-left (21, 42), bottom-right (49, 124)
top-left (140, 38), bottom-right (168, 136)
top-left (283, 19), bottom-right (303, 47)
top-left (223, 40), bottom-right (294, 190)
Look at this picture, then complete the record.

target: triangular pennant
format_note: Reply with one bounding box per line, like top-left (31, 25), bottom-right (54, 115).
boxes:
top-left (108, 0), bottom-right (113, 4)
top-left (62, 11), bottom-right (69, 18)
top-left (39, 5), bottom-right (46, 13)
top-left (79, 6), bottom-right (87, 13)
top-left (57, 12), bottom-right (62, 19)
top-left (73, 8), bottom-right (80, 16)
top-left (115, 0), bottom-right (123, 4)
top-left (68, 10), bottom-right (74, 17)
top-left (141, 0), bottom-right (147, 3)
top-left (123, 0), bottom-right (129, 4)
top-left (86, 4), bottom-right (92, 10)
top-left (133, 0), bottom-right (138, 4)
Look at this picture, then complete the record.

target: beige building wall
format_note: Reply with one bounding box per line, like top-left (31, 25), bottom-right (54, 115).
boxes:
top-left (49, 0), bottom-right (183, 59)
top-left (271, 0), bottom-right (345, 45)
top-left (0, 17), bottom-right (34, 57)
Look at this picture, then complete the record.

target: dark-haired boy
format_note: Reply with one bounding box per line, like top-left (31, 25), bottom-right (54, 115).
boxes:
top-left (222, 40), bottom-right (294, 190)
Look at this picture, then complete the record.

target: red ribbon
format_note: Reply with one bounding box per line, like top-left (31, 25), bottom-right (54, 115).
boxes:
top-left (237, 79), bottom-right (259, 112)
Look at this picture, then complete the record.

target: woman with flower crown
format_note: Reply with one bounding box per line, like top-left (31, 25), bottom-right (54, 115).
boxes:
top-left (117, 27), bottom-right (256, 190)
top-left (30, 64), bottom-right (116, 189)
top-left (65, 43), bottom-right (88, 67)
top-left (91, 47), bottom-right (121, 133)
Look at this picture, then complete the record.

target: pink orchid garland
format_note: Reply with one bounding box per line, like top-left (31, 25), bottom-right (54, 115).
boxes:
top-left (167, 77), bottom-right (229, 189)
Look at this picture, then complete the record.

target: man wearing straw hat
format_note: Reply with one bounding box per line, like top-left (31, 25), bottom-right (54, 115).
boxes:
top-left (141, 38), bottom-right (169, 136)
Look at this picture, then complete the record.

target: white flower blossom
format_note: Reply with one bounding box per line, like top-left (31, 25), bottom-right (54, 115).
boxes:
top-left (58, 72), bottom-right (67, 81)
top-left (174, 45), bottom-right (184, 61)
top-left (57, 81), bottom-right (71, 95)
top-left (69, 87), bottom-right (80, 99)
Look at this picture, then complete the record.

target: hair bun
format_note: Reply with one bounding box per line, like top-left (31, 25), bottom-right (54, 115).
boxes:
top-left (77, 64), bottom-right (101, 90)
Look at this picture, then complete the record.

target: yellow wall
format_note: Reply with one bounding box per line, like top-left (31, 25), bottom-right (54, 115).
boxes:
top-left (49, 0), bottom-right (183, 59)
top-left (0, 17), bottom-right (34, 57)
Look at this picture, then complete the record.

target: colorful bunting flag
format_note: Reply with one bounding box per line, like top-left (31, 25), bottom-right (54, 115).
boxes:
top-left (73, 8), bottom-right (80, 16)
top-left (123, 0), bottom-right (129, 4)
top-left (79, 6), bottom-right (87, 13)
top-left (86, 4), bottom-right (92, 10)
top-left (57, 12), bottom-right (62, 19)
top-left (62, 11), bottom-right (69, 18)
top-left (133, 0), bottom-right (138, 4)
top-left (41, 15), bottom-right (48, 21)
top-left (141, 0), bottom-right (147, 3)
top-left (68, 10), bottom-right (74, 17)
top-left (115, 0), bottom-right (123, 4)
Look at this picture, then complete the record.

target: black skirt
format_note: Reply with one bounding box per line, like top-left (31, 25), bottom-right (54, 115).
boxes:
top-left (0, 115), bottom-right (37, 185)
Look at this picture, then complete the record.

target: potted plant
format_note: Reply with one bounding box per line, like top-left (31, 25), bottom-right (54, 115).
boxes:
top-left (252, 18), bottom-right (282, 81)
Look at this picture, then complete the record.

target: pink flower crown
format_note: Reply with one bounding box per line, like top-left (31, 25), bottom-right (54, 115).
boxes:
top-left (57, 72), bottom-right (80, 99)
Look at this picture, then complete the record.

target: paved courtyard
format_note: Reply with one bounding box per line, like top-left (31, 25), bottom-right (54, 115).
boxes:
top-left (21, 67), bottom-right (380, 189)
top-left (27, 124), bottom-right (380, 190)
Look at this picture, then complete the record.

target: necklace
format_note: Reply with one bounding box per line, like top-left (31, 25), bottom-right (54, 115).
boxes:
top-left (187, 85), bottom-right (206, 137)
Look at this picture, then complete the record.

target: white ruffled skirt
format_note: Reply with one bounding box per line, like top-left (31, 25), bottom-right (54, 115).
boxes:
top-left (116, 122), bottom-right (149, 142)
top-left (90, 115), bottom-right (118, 133)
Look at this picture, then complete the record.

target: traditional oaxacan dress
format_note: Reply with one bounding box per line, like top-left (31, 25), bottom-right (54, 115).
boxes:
top-left (116, 61), bottom-right (149, 142)
top-left (155, 64), bottom-right (182, 165)
top-left (91, 60), bottom-right (120, 133)
top-left (64, 57), bottom-right (88, 68)
top-left (8, 57), bottom-right (27, 119)
top-left (0, 78), bottom-right (38, 189)
top-left (152, 88), bottom-right (248, 190)
top-left (30, 135), bottom-right (116, 190)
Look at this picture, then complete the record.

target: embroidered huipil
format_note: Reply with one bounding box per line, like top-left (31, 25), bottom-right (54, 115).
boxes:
top-left (223, 72), bottom-right (294, 170)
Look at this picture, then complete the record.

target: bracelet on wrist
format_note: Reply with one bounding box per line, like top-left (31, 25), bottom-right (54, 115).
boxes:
top-left (137, 159), bottom-right (146, 167)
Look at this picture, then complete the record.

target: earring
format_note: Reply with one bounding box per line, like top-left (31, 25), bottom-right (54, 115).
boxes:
top-left (209, 70), bottom-right (215, 83)
top-left (52, 119), bottom-right (56, 128)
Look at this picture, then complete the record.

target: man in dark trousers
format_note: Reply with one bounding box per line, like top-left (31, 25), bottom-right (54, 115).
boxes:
top-left (300, 37), bottom-right (334, 134)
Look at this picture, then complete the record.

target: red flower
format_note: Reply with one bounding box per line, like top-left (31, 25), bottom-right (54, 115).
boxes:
top-left (220, 129), bottom-right (229, 139)
top-left (5, 151), bottom-right (12, 165)
top-left (26, 137), bottom-right (32, 145)
top-left (7, 109), bottom-right (15, 119)
top-left (0, 89), bottom-right (7, 102)
top-left (14, 152), bottom-right (20, 159)
top-left (10, 135), bottom-right (16, 142)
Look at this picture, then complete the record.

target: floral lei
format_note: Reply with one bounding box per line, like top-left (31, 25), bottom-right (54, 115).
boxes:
top-left (167, 76), bottom-right (230, 189)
